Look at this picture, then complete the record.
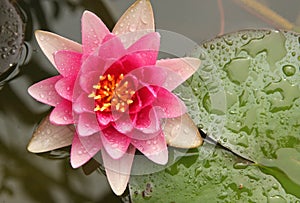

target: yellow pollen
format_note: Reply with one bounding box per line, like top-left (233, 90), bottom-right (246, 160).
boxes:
top-left (89, 73), bottom-right (135, 113)
top-left (88, 92), bottom-right (95, 98)
top-left (93, 85), bottom-right (101, 89)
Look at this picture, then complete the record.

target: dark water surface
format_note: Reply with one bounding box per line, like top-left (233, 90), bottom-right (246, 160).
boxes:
top-left (0, 0), bottom-right (299, 202)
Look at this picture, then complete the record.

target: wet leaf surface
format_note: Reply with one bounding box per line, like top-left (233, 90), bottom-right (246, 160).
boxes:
top-left (129, 143), bottom-right (299, 203)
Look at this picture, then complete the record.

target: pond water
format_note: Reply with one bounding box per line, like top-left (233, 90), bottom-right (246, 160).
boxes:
top-left (0, 0), bottom-right (299, 202)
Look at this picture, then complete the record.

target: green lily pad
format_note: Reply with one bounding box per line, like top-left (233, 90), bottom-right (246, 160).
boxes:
top-left (189, 29), bottom-right (300, 162)
top-left (129, 29), bottom-right (300, 202)
top-left (129, 143), bottom-right (299, 203)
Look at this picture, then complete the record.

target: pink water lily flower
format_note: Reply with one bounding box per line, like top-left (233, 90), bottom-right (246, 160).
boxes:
top-left (27, 0), bottom-right (202, 195)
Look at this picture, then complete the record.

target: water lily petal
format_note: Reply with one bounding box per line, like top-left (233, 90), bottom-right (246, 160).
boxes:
top-left (28, 75), bottom-right (63, 106)
top-left (126, 66), bottom-right (167, 88)
top-left (128, 32), bottom-right (160, 54)
top-left (134, 105), bottom-right (161, 134)
top-left (156, 57), bottom-right (201, 91)
top-left (125, 32), bottom-right (159, 66)
top-left (79, 71), bottom-right (100, 93)
top-left (53, 50), bottom-right (82, 77)
top-left (102, 145), bottom-right (135, 196)
top-left (132, 132), bottom-right (168, 165)
top-left (71, 132), bottom-right (102, 168)
top-left (164, 113), bottom-right (203, 148)
top-left (55, 76), bottom-right (75, 101)
top-left (96, 111), bottom-right (115, 126)
top-left (82, 11), bottom-right (110, 54)
top-left (35, 30), bottom-right (82, 67)
top-left (113, 0), bottom-right (154, 36)
top-left (77, 113), bottom-right (100, 136)
top-left (73, 93), bottom-right (94, 114)
top-left (81, 54), bottom-right (106, 74)
top-left (130, 86), bottom-right (157, 113)
top-left (27, 115), bottom-right (74, 153)
top-left (112, 112), bottom-right (135, 134)
top-left (50, 100), bottom-right (73, 125)
top-left (98, 34), bottom-right (126, 60)
top-left (153, 87), bottom-right (187, 118)
top-left (101, 127), bottom-right (131, 159)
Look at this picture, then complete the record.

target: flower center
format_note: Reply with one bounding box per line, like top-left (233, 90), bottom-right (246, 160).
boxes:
top-left (88, 74), bottom-right (135, 113)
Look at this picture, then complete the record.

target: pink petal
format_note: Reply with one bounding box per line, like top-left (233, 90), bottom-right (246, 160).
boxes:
top-left (77, 113), bottom-right (100, 136)
top-left (112, 113), bottom-right (135, 134)
top-left (27, 115), bottom-right (74, 153)
top-left (130, 86), bottom-right (157, 114)
top-left (96, 111), bottom-right (115, 126)
top-left (134, 105), bottom-right (161, 134)
top-left (81, 11), bottom-right (110, 54)
top-left (153, 87), bottom-right (187, 118)
top-left (100, 127), bottom-right (131, 159)
top-left (102, 145), bottom-right (135, 196)
top-left (126, 66), bottom-right (167, 87)
top-left (35, 30), bottom-right (82, 67)
top-left (98, 34), bottom-right (126, 60)
top-left (71, 132), bottom-right (102, 168)
top-left (73, 93), bottom-right (94, 114)
top-left (112, 0), bottom-right (154, 36)
top-left (156, 57), bottom-right (201, 91)
top-left (164, 114), bottom-right (203, 148)
top-left (125, 32), bottom-right (159, 66)
top-left (53, 50), bottom-right (82, 77)
top-left (55, 76), bottom-right (75, 101)
top-left (79, 71), bottom-right (100, 93)
top-left (81, 54), bottom-right (105, 74)
top-left (28, 76), bottom-right (63, 106)
top-left (49, 99), bottom-right (73, 125)
top-left (132, 132), bottom-right (168, 165)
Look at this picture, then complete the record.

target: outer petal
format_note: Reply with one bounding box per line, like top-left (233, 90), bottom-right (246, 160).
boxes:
top-left (163, 113), bottom-right (203, 148)
top-left (132, 132), bottom-right (168, 165)
top-left (81, 11), bottom-right (110, 54)
top-left (153, 87), bottom-right (187, 118)
top-left (101, 127), bottom-right (131, 159)
top-left (113, 0), bottom-right (154, 35)
top-left (28, 76), bottom-right (63, 106)
top-left (49, 100), bottom-right (73, 125)
top-left (77, 113), bottom-right (100, 136)
top-left (102, 145), bottom-right (135, 196)
top-left (27, 115), bottom-right (74, 153)
top-left (35, 31), bottom-right (82, 67)
top-left (55, 76), bottom-right (75, 101)
top-left (156, 57), bottom-right (201, 91)
top-left (53, 50), bottom-right (82, 77)
top-left (71, 132), bottom-right (102, 168)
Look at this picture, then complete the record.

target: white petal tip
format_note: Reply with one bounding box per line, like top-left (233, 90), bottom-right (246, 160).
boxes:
top-left (27, 116), bottom-right (74, 153)
top-left (164, 114), bottom-right (203, 148)
top-left (106, 169), bottom-right (130, 196)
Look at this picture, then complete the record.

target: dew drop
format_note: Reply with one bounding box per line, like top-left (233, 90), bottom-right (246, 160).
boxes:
top-left (282, 65), bottom-right (296, 76)
top-left (141, 14), bottom-right (148, 25)
top-left (129, 24), bottom-right (136, 32)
